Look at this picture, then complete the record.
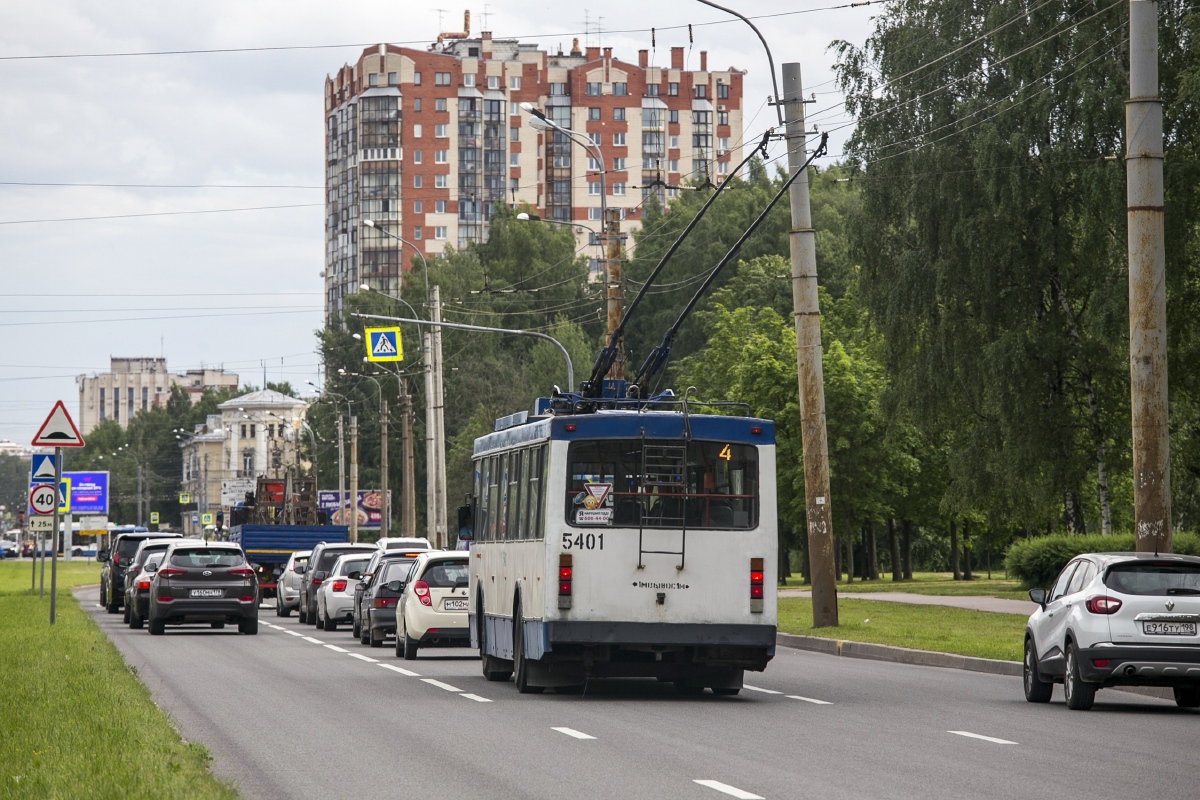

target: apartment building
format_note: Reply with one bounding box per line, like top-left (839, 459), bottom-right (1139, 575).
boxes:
top-left (324, 31), bottom-right (744, 316)
top-left (76, 358), bottom-right (240, 435)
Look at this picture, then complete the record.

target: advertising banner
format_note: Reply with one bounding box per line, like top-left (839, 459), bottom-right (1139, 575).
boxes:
top-left (317, 490), bottom-right (390, 528)
top-left (63, 471), bottom-right (108, 514)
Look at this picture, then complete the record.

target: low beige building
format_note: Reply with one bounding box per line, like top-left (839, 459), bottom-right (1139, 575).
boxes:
top-left (77, 357), bottom-right (239, 435)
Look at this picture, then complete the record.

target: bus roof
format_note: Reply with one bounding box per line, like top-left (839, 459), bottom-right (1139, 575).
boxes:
top-left (473, 410), bottom-right (775, 456)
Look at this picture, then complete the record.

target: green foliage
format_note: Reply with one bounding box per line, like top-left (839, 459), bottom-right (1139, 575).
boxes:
top-left (1005, 532), bottom-right (1200, 588)
top-left (0, 454), bottom-right (29, 524)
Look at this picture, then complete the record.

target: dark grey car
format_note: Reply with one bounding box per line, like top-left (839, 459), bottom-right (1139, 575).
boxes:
top-left (353, 550), bottom-right (423, 643)
top-left (124, 552), bottom-right (165, 630)
top-left (147, 543), bottom-right (259, 635)
top-left (299, 542), bottom-right (377, 625)
top-left (359, 557), bottom-right (414, 647)
top-left (100, 532), bottom-right (182, 613)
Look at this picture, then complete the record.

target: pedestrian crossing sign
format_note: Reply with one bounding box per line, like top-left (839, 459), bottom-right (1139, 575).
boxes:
top-left (365, 327), bottom-right (403, 362)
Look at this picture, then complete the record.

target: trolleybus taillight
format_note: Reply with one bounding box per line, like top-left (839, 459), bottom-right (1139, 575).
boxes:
top-left (750, 558), bottom-right (764, 613)
top-left (558, 554), bottom-right (573, 610)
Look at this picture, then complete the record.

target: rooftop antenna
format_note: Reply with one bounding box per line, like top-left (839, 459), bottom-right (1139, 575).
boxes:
top-left (434, 8), bottom-right (446, 31)
top-left (481, 3), bottom-right (491, 30)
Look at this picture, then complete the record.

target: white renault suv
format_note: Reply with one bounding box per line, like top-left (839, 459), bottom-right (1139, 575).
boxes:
top-left (1024, 552), bottom-right (1200, 710)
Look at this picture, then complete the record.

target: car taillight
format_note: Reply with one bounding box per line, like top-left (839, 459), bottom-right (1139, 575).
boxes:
top-left (312, 577), bottom-right (323, 586)
top-left (414, 580), bottom-right (431, 607)
top-left (113, 554), bottom-right (120, 565)
top-left (158, 567), bottom-right (187, 578)
top-left (332, 580), bottom-right (347, 592)
top-left (1086, 595), bottom-right (1122, 614)
top-left (137, 579), bottom-right (151, 590)
top-left (750, 558), bottom-right (764, 611)
top-left (558, 554), bottom-right (573, 609)
top-left (238, 595), bottom-right (255, 602)
top-left (1092, 659), bottom-right (1111, 668)
top-left (373, 597), bottom-right (398, 608)
top-left (227, 567), bottom-right (254, 578)
top-left (156, 595), bottom-right (173, 603)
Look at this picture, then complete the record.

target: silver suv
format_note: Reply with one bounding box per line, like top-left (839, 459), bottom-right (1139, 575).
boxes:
top-left (1024, 552), bottom-right (1200, 710)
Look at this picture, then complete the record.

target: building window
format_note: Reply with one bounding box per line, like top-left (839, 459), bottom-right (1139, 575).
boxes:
top-left (488, 76), bottom-right (500, 90)
top-left (668, 158), bottom-right (679, 172)
top-left (413, 98), bottom-right (422, 112)
top-left (509, 178), bottom-right (519, 191)
top-left (413, 174), bottom-right (422, 188)
top-left (413, 71), bottom-right (422, 86)
top-left (413, 149), bottom-right (422, 163)
top-left (717, 161), bottom-right (729, 175)
top-left (549, 83), bottom-right (567, 96)
top-left (435, 174), bottom-right (448, 188)
top-left (670, 135), bottom-right (679, 149)
top-left (646, 84), bottom-right (659, 97)
top-left (718, 111), bottom-right (729, 126)
top-left (613, 107), bottom-right (625, 121)
top-left (141, 387), bottom-right (148, 410)
top-left (587, 156), bottom-right (602, 171)
top-left (388, 72), bottom-right (397, 86)
top-left (668, 82), bottom-right (679, 96)
top-left (510, 127), bottom-right (520, 141)
top-left (435, 226), bottom-right (448, 240)
top-left (613, 82), bottom-right (628, 96)
top-left (509, 75), bottom-right (521, 90)
top-left (463, 73), bottom-right (476, 87)
top-left (249, 424), bottom-right (256, 438)
top-left (588, 182), bottom-right (601, 196)
top-left (695, 85), bottom-right (707, 98)
top-left (414, 200), bottom-right (423, 213)
top-left (435, 124), bottom-right (448, 137)
top-left (586, 82), bottom-right (602, 96)
top-left (241, 424), bottom-right (247, 438)
top-left (435, 150), bottom-right (448, 164)
top-left (414, 226), bottom-right (423, 240)
top-left (669, 110), bottom-right (679, 124)
top-left (612, 157), bottom-right (626, 170)
top-left (99, 388), bottom-right (105, 420)
top-left (510, 153), bottom-right (519, 167)
top-left (588, 107), bottom-right (601, 121)
top-left (505, 101), bottom-right (517, 116)
top-left (127, 388), bottom-right (133, 417)
top-left (588, 132), bottom-right (600, 145)
top-left (369, 73), bottom-right (378, 87)
top-left (588, 207), bottom-right (602, 220)
top-left (613, 132), bottom-right (626, 146)
top-left (613, 182), bottom-right (626, 195)
top-left (435, 98), bottom-right (447, 112)
top-left (268, 424), bottom-right (275, 438)
top-left (413, 123), bottom-right (422, 138)
top-left (718, 137), bottom-right (729, 151)
top-left (435, 72), bottom-right (451, 86)
top-left (435, 200), bottom-right (446, 213)
top-left (717, 83), bottom-right (729, 99)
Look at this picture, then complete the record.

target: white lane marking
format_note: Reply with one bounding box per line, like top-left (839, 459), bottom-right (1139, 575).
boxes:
top-left (551, 727), bottom-right (596, 740)
top-left (378, 663), bottom-right (420, 677)
top-left (693, 779), bottom-right (764, 799)
top-left (743, 685), bottom-right (781, 695)
top-left (324, 644), bottom-right (349, 653)
top-left (786, 695), bottom-right (833, 705)
top-left (948, 730), bottom-right (1018, 745)
top-left (461, 693), bottom-right (492, 703)
top-left (348, 653), bottom-right (379, 663)
top-left (421, 678), bottom-right (463, 692)
top-left (286, 631), bottom-right (305, 637)
top-left (302, 637), bottom-right (324, 644)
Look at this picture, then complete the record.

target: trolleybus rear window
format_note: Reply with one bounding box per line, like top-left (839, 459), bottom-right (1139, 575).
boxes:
top-left (565, 439), bottom-right (758, 529)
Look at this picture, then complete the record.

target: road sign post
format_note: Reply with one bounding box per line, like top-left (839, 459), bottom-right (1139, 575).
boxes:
top-left (32, 400), bottom-right (84, 626)
top-left (50, 447), bottom-right (62, 624)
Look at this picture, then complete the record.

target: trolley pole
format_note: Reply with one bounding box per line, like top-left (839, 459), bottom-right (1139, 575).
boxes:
top-left (1128, 0), bottom-right (1171, 552)
top-left (783, 62), bottom-right (838, 627)
top-left (604, 208), bottom-right (624, 379)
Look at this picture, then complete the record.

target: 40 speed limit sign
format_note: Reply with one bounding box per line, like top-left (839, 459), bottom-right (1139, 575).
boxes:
top-left (29, 483), bottom-right (58, 515)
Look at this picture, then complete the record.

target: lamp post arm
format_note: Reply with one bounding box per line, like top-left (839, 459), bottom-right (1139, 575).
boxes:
top-left (352, 312), bottom-right (574, 392)
top-left (694, 0), bottom-right (784, 125)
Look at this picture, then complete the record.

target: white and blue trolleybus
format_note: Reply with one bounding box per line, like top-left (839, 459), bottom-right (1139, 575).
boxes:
top-left (467, 396), bottom-right (777, 695)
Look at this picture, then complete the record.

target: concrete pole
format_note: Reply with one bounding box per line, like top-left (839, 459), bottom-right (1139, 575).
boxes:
top-left (423, 332), bottom-right (436, 544)
top-left (349, 415), bottom-right (359, 543)
top-left (336, 414), bottom-right (346, 529)
top-left (137, 464), bottom-right (143, 528)
top-left (399, 379), bottom-right (416, 538)
top-left (1128, 0), bottom-right (1171, 552)
top-left (431, 285), bottom-right (448, 548)
top-left (604, 208), bottom-right (624, 379)
top-left (783, 62), bottom-right (839, 627)
top-left (380, 395), bottom-right (389, 539)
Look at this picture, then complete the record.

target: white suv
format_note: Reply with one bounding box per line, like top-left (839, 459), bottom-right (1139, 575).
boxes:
top-left (1024, 552), bottom-right (1200, 710)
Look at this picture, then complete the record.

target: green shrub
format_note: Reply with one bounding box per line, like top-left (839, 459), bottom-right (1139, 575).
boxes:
top-left (1005, 532), bottom-right (1200, 588)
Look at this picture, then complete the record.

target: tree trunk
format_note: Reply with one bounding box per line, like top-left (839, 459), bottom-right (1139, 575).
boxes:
top-left (902, 519), bottom-right (913, 579)
top-left (962, 518), bottom-right (973, 580)
top-left (950, 519), bottom-right (961, 580)
top-left (1064, 488), bottom-right (1078, 534)
top-left (845, 521), bottom-right (855, 583)
top-left (889, 518), bottom-right (902, 582)
top-left (834, 531), bottom-right (842, 579)
top-left (867, 523), bottom-right (879, 580)
top-left (778, 528), bottom-right (792, 584)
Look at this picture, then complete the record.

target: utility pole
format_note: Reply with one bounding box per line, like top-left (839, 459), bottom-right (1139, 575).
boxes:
top-left (1128, 0), bottom-right (1171, 553)
top-left (783, 62), bottom-right (838, 627)
top-left (604, 208), bottom-right (624, 379)
top-left (336, 414), bottom-right (346, 530)
top-left (430, 285), bottom-right (448, 547)
top-left (379, 395), bottom-right (389, 539)
top-left (423, 332), bottom-right (436, 545)
top-left (203, 453), bottom-right (209, 530)
top-left (137, 465), bottom-right (144, 528)
top-left (349, 415), bottom-right (359, 543)
top-left (399, 378), bottom-right (416, 538)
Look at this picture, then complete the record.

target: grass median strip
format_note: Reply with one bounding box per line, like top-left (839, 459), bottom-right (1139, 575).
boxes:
top-left (0, 563), bottom-right (237, 799)
top-left (778, 596), bottom-right (1026, 663)
top-left (782, 572), bottom-right (1028, 600)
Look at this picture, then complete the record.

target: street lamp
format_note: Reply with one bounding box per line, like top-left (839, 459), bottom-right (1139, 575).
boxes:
top-left (520, 102), bottom-right (606, 209)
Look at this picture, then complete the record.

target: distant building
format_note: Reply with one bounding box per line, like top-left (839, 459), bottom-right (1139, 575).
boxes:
top-left (76, 357), bottom-right (240, 434)
top-left (0, 440), bottom-right (33, 461)
top-left (324, 29), bottom-right (745, 316)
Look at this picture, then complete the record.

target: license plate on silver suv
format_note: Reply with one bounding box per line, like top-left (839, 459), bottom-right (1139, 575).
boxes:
top-left (189, 588), bottom-right (224, 598)
top-left (443, 598), bottom-right (468, 611)
top-left (1142, 621), bottom-right (1197, 635)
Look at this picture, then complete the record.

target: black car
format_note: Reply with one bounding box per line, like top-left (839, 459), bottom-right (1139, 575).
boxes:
top-left (299, 542), bottom-right (377, 625)
top-left (124, 552), bottom-right (165, 630)
top-left (359, 557), bottom-right (415, 647)
top-left (100, 532), bottom-right (182, 613)
top-left (351, 549), bottom-right (425, 641)
top-left (122, 538), bottom-right (194, 625)
top-left (147, 542), bottom-right (259, 635)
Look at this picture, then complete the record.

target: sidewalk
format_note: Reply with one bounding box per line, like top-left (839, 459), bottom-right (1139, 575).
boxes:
top-left (779, 588), bottom-right (1037, 616)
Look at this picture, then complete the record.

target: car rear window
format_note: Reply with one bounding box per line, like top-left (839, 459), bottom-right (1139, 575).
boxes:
top-left (116, 538), bottom-right (144, 560)
top-left (336, 558), bottom-right (371, 576)
top-left (136, 544), bottom-right (172, 565)
top-left (420, 560), bottom-right (469, 588)
top-left (381, 560), bottom-right (415, 582)
top-left (170, 548), bottom-right (245, 568)
top-left (1105, 562), bottom-right (1200, 596)
top-left (318, 549), bottom-right (368, 571)
top-left (144, 553), bottom-right (165, 570)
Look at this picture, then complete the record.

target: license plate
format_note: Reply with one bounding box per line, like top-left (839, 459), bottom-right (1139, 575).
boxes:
top-left (189, 588), bottom-right (224, 598)
top-left (1143, 621), bottom-right (1197, 636)
top-left (443, 598), bottom-right (468, 611)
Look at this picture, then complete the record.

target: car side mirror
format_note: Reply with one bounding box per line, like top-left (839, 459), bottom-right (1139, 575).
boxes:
top-left (315, 571), bottom-right (327, 581)
top-left (387, 580), bottom-right (404, 593)
top-left (145, 563), bottom-right (157, 572)
top-left (357, 582), bottom-right (368, 591)
top-left (1028, 588), bottom-right (1047, 609)
top-left (348, 571), bottom-right (362, 581)
top-left (295, 564), bottom-right (306, 575)
top-left (97, 549), bottom-right (109, 562)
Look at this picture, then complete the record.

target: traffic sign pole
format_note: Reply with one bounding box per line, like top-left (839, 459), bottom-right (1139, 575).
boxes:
top-left (50, 447), bottom-right (62, 624)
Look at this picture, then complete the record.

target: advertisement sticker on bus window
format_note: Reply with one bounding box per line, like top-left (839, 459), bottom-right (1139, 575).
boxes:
top-left (576, 508), bottom-right (613, 525)
top-left (581, 483), bottom-right (611, 510)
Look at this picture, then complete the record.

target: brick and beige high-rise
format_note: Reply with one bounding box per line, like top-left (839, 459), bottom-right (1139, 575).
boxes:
top-left (324, 30), bottom-right (744, 316)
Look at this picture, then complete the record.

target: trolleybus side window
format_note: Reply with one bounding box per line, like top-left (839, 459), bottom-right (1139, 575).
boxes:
top-left (473, 444), bottom-right (549, 542)
top-left (506, 450), bottom-right (522, 539)
top-left (565, 439), bottom-right (758, 529)
top-left (526, 446), bottom-right (544, 541)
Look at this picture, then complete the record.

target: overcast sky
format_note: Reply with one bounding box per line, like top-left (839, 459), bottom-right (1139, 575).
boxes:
top-left (0, 0), bottom-right (877, 445)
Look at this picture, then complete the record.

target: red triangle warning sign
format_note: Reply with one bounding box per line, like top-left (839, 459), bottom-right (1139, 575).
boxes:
top-left (32, 401), bottom-right (85, 448)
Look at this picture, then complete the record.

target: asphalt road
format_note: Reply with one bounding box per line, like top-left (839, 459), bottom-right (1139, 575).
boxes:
top-left (75, 588), bottom-right (1197, 800)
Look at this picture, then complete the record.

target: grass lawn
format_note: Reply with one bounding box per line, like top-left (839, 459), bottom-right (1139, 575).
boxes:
top-left (781, 571), bottom-right (1029, 601)
top-left (778, 596), bottom-right (1026, 663)
top-left (0, 562), bottom-right (238, 799)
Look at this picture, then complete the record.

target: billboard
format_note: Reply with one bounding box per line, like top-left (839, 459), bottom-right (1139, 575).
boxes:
top-left (64, 471), bottom-right (109, 514)
top-left (317, 490), bottom-right (390, 529)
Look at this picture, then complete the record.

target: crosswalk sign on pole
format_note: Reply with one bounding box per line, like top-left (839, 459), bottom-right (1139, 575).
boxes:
top-left (57, 478), bottom-right (71, 514)
top-left (365, 327), bottom-right (403, 362)
top-left (30, 453), bottom-right (58, 483)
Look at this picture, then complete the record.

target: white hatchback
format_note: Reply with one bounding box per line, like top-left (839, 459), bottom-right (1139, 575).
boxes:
top-left (275, 550), bottom-right (311, 617)
top-left (396, 552), bottom-right (471, 660)
top-left (1024, 552), bottom-right (1200, 709)
top-left (316, 553), bottom-right (373, 632)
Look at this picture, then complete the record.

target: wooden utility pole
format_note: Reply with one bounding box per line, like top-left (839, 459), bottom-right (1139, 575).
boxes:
top-left (604, 208), bottom-right (623, 379)
top-left (349, 415), bottom-right (359, 543)
top-left (1127, 0), bottom-right (1171, 552)
top-left (783, 62), bottom-right (838, 627)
